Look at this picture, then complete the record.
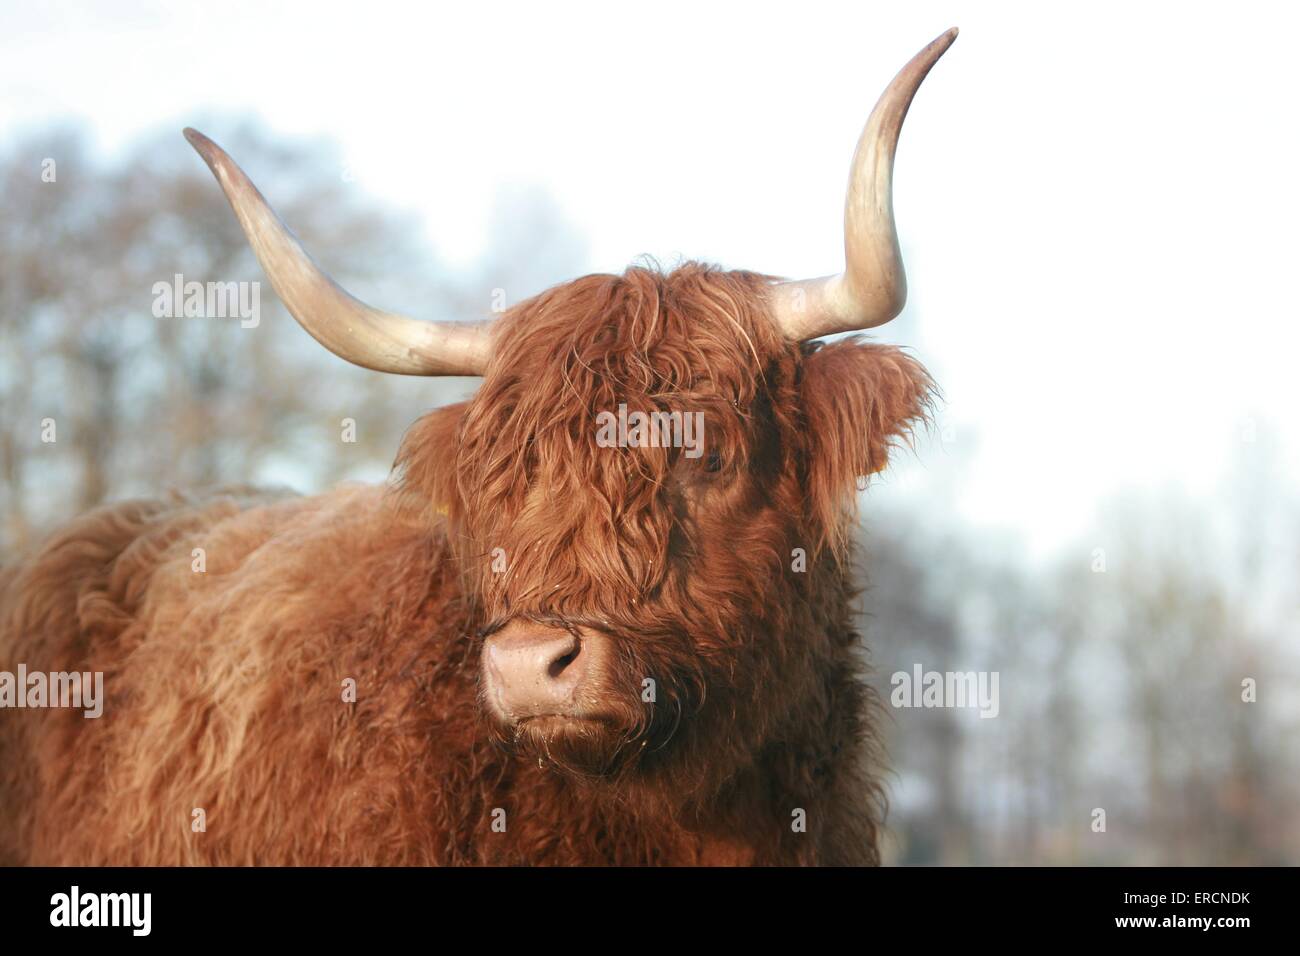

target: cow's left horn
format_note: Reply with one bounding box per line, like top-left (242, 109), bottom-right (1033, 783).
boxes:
top-left (183, 128), bottom-right (493, 376)
top-left (770, 27), bottom-right (957, 341)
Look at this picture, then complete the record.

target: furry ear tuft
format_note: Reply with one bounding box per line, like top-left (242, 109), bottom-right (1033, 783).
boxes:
top-left (391, 402), bottom-right (468, 522)
top-left (800, 338), bottom-right (935, 554)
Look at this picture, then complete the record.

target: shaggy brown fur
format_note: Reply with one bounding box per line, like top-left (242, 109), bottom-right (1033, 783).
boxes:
top-left (0, 263), bottom-right (932, 865)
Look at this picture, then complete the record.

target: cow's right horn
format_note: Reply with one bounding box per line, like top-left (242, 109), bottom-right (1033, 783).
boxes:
top-left (184, 128), bottom-right (493, 376)
top-left (769, 27), bottom-right (957, 341)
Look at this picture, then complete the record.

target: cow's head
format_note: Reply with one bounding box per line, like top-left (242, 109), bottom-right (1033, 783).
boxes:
top-left (186, 30), bottom-right (954, 803)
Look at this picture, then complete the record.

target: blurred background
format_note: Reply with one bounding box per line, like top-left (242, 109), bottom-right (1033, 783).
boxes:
top-left (1, 1), bottom-right (1296, 863)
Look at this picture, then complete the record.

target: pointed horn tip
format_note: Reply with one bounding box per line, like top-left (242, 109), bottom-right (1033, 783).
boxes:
top-left (182, 127), bottom-right (227, 170)
top-left (923, 27), bottom-right (959, 60)
top-left (880, 28), bottom-right (958, 109)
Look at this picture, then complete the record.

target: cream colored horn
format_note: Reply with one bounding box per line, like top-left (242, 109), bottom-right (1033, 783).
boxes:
top-left (770, 27), bottom-right (957, 340)
top-left (185, 128), bottom-right (493, 375)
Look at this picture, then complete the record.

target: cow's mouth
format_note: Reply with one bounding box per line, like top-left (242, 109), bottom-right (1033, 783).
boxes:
top-left (498, 710), bottom-right (636, 777)
top-left (518, 713), bottom-right (607, 727)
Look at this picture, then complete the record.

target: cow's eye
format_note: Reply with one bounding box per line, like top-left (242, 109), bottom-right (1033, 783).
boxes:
top-left (704, 451), bottom-right (723, 473)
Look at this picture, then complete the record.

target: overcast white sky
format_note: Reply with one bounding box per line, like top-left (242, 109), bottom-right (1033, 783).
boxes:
top-left (3, 0), bottom-right (1297, 556)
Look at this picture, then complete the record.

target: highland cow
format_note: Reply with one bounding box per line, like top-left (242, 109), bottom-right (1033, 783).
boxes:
top-left (0, 30), bottom-right (956, 865)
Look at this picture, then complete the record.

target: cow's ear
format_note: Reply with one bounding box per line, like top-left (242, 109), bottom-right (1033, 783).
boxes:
top-left (393, 401), bottom-right (468, 520)
top-left (800, 338), bottom-right (934, 551)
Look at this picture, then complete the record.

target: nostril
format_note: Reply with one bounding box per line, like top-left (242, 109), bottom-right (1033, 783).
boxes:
top-left (547, 639), bottom-right (581, 680)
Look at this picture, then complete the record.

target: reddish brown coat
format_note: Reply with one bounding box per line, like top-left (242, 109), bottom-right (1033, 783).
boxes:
top-left (0, 264), bottom-right (932, 865)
